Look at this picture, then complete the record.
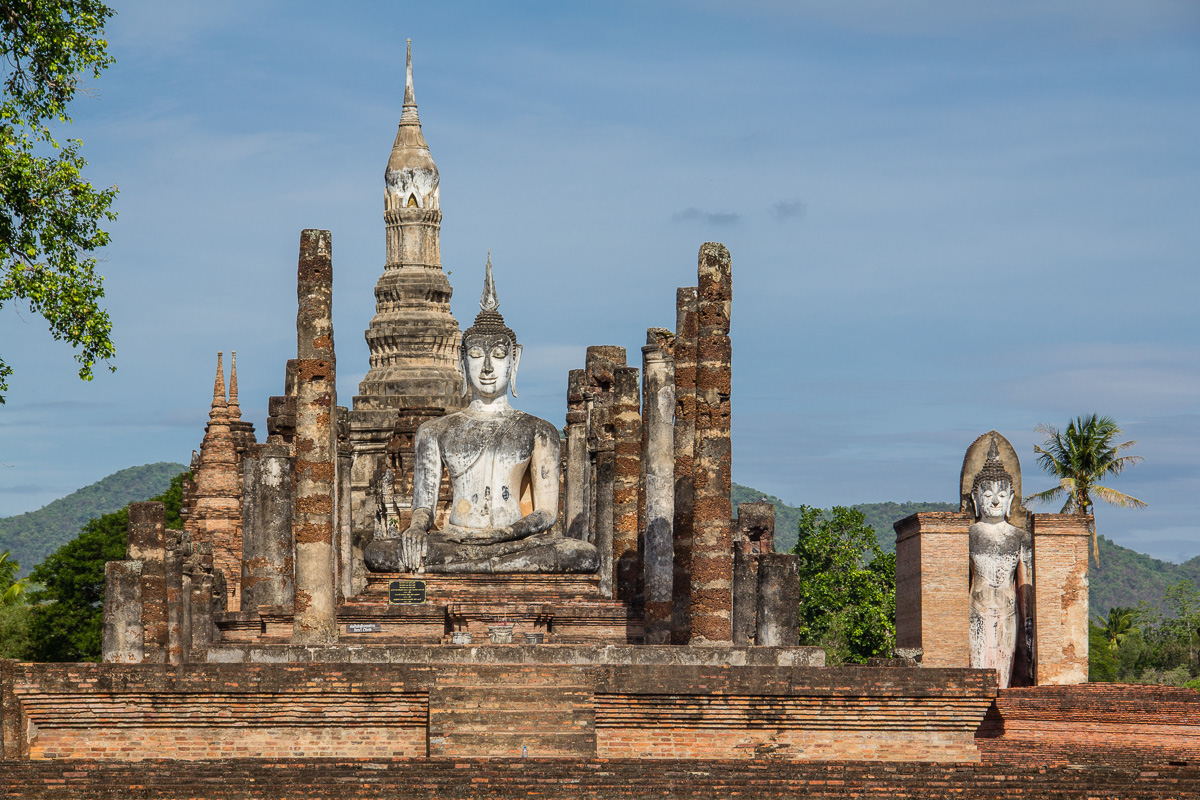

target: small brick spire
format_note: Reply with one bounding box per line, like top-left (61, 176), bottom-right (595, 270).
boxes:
top-left (228, 350), bottom-right (242, 421)
top-left (211, 352), bottom-right (227, 413)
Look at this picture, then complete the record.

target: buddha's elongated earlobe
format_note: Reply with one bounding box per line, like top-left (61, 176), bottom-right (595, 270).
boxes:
top-left (510, 344), bottom-right (523, 397)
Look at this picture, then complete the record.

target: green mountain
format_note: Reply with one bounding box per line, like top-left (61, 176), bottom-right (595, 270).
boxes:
top-left (732, 483), bottom-right (1198, 617)
top-left (1090, 535), bottom-right (1200, 616)
top-left (732, 484), bottom-right (953, 554)
top-left (0, 462), bottom-right (188, 575)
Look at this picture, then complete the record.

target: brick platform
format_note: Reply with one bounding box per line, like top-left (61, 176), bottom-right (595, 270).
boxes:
top-left (2, 659), bottom-right (990, 763)
top-left (978, 683), bottom-right (1200, 767)
top-left (3, 757), bottom-right (1199, 799)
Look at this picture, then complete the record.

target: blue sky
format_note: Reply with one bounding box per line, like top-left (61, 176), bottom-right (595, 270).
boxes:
top-left (2, 1), bottom-right (1198, 562)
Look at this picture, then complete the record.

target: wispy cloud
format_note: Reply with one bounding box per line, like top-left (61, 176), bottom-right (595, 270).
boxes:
top-left (671, 207), bottom-right (741, 225)
top-left (769, 199), bottom-right (806, 223)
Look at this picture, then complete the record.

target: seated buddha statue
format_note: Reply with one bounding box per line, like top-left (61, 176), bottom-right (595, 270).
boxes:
top-left (968, 437), bottom-right (1035, 687)
top-left (364, 257), bottom-right (599, 574)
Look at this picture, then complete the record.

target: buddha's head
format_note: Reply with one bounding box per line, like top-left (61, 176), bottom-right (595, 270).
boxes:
top-left (460, 253), bottom-right (522, 401)
top-left (972, 438), bottom-right (1014, 523)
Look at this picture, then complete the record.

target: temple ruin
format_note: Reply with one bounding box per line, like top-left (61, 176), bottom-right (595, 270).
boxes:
top-left (2, 40), bottom-right (1198, 800)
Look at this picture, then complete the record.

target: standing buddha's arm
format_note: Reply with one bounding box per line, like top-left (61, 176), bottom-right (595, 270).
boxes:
top-left (409, 426), bottom-right (442, 530)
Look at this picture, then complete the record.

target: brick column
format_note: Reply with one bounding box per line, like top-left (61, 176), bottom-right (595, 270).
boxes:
top-left (755, 553), bottom-right (800, 646)
top-left (732, 549), bottom-right (758, 646)
top-left (127, 502), bottom-right (167, 662)
top-left (164, 529), bottom-right (185, 665)
top-left (564, 369), bottom-right (588, 540)
top-left (293, 229), bottom-right (338, 644)
top-left (242, 443), bottom-right (294, 610)
top-left (641, 330), bottom-right (675, 644)
top-left (188, 543), bottom-right (216, 653)
top-left (613, 366), bottom-right (642, 604)
top-left (337, 411), bottom-right (355, 599)
top-left (893, 512), bottom-right (971, 667)
top-left (102, 561), bottom-right (143, 663)
top-left (1032, 513), bottom-right (1091, 685)
top-left (689, 243), bottom-right (733, 644)
top-left (671, 286), bottom-right (698, 643)
top-left (593, 407), bottom-right (616, 599)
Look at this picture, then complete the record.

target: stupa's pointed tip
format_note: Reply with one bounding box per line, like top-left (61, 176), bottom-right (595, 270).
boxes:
top-left (480, 251), bottom-right (499, 312)
top-left (403, 38), bottom-right (416, 109)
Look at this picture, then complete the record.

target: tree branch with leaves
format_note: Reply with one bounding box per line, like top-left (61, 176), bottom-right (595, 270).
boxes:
top-left (1, 0), bottom-right (117, 403)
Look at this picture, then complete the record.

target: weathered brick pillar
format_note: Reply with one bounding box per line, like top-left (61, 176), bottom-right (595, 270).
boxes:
top-left (242, 443), bottom-right (294, 610)
top-left (689, 243), bottom-right (733, 644)
top-left (755, 553), bottom-right (800, 646)
top-left (564, 369), bottom-right (588, 540)
top-left (893, 512), bottom-right (971, 666)
top-left (672, 286), bottom-right (698, 643)
top-left (641, 330), bottom-right (675, 644)
top-left (585, 345), bottom-right (625, 597)
top-left (1032, 513), bottom-right (1091, 685)
top-left (613, 366), bottom-right (642, 604)
top-left (592, 406), bottom-right (616, 599)
top-left (164, 529), bottom-right (185, 665)
top-left (127, 502), bottom-right (168, 662)
top-left (292, 229), bottom-right (338, 644)
top-left (188, 543), bottom-right (216, 653)
top-left (732, 549), bottom-right (758, 646)
top-left (337, 410), bottom-right (355, 599)
top-left (102, 561), bottom-right (143, 663)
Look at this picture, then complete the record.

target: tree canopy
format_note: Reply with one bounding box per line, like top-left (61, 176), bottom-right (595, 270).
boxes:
top-left (0, 0), bottom-right (117, 403)
top-left (790, 505), bottom-right (896, 663)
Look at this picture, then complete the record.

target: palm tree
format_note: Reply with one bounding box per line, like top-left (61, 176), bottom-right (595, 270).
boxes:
top-left (1026, 414), bottom-right (1146, 564)
top-left (1095, 606), bottom-right (1138, 651)
top-left (0, 550), bottom-right (30, 606)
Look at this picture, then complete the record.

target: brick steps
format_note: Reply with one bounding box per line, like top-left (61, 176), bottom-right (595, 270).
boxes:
top-left (3, 758), bottom-right (1200, 799)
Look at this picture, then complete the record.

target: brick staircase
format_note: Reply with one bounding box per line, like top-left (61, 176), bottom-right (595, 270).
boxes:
top-left (216, 574), bottom-right (643, 646)
top-left (3, 757), bottom-right (1200, 799)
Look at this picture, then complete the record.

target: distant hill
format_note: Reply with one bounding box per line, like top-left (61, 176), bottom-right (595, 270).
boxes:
top-left (732, 484), bottom-right (953, 554)
top-left (732, 483), bottom-right (1197, 617)
top-left (1091, 535), bottom-right (1200, 616)
top-left (0, 463), bottom-right (188, 575)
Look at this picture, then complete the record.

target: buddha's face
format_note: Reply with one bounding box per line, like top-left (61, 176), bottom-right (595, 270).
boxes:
top-left (974, 480), bottom-right (1013, 523)
top-left (463, 334), bottom-right (520, 400)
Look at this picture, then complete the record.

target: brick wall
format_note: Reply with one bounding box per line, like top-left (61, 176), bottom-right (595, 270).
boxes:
top-left (2, 660), bottom-right (994, 763)
top-left (978, 683), bottom-right (1200, 766)
top-left (1031, 514), bottom-right (1090, 685)
top-left (894, 513), bottom-right (971, 667)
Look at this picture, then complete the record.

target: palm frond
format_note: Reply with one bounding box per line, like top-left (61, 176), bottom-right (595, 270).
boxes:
top-left (1092, 485), bottom-right (1148, 510)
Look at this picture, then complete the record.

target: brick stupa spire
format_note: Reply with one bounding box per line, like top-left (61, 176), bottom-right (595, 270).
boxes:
top-left (186, 352), bottom-right (253, 612)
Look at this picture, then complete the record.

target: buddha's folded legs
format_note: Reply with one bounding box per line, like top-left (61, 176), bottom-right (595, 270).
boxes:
top-left (427, 532), bottom-right (599, 574)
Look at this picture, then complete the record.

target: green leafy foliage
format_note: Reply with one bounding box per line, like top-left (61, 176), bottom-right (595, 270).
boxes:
top-left (0, 462), bottom-right (186, 575)
top-left (0, 602), bottom-right (33, 658)
top-left (0, 549), bottom-right (30, 604)
top-left (22, 471), bottom-right (186, 662)
top-left (0, 0), bottom-right (118, 402)
top-left (1095, 606), bottom-right (1137, 650)
top-left (791, 505), bottom-right (896, 664)
top-left (1027, 414), bottom-right (1146, 563)
top-left (1088, 622), bottom-right (1118, 682)
top-left (1090, 579), bottom-right (1200, 686)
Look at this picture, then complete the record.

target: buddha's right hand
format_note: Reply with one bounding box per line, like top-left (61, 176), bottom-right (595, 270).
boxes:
top-left (400, 525), bottom-right (428, 573)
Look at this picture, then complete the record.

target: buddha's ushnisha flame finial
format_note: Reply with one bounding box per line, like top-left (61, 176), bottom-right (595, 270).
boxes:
top-left (481, 249), bottom-right (498, 313)
top-left (462, 252), bottom-right (517, 347)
